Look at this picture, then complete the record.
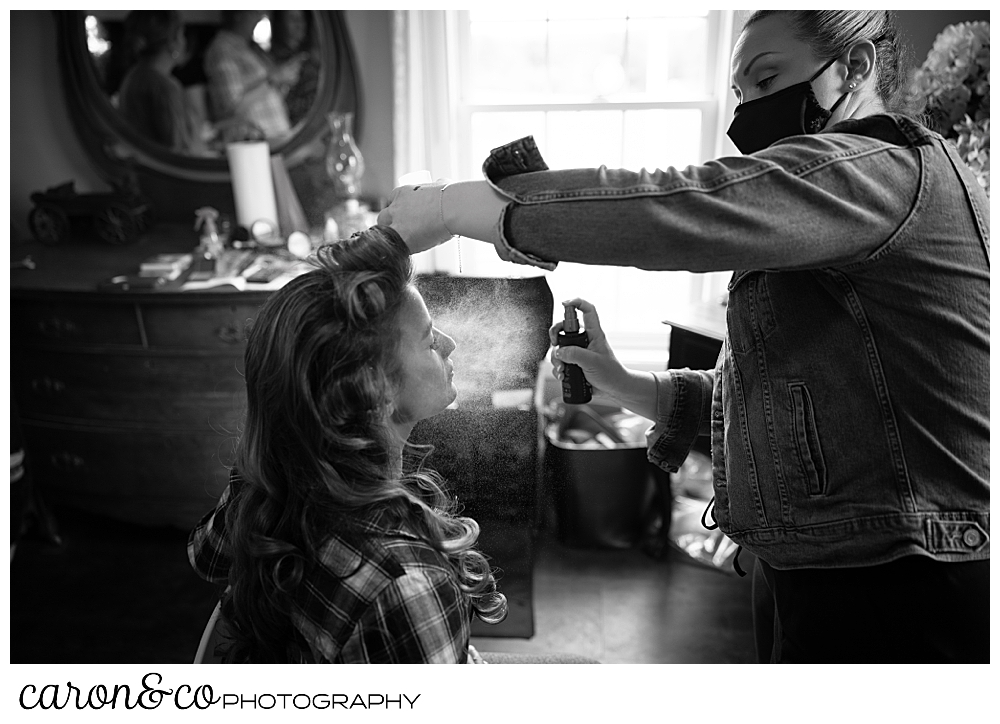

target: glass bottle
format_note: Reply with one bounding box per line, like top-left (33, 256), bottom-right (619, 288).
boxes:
top-left (325, 111), bottom-right (364, 199)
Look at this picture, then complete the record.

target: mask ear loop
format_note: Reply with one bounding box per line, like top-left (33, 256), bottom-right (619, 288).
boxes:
top-left (807, 55), bottom-right (840, 83)
top-left (809, 56), bottom-right (852, 130)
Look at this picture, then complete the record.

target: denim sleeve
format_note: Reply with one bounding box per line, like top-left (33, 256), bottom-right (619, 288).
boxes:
top-left (645, 368), bottom-right (715, 473)
top-left (482, 129), bottom-right (920, 273)
top-left (481, 136), bottom-right (558, 270)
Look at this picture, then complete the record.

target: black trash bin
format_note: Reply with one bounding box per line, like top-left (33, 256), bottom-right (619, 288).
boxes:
top-left (544, 403), bottom-right (668, 549)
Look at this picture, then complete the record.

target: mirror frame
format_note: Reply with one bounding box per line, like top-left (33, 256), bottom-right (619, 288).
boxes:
top-left (55, 9), bottom-right (361, 186)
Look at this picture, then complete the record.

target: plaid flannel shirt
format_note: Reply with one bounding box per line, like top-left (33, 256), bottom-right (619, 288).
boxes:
top-left (188, 471), bottom-right (473, 663)
top-left (204, 29), bottom-right (291, 138)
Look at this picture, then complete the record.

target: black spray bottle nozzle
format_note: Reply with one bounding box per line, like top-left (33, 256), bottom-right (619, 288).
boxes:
top-left (563, 304), bottom-right (581, 333)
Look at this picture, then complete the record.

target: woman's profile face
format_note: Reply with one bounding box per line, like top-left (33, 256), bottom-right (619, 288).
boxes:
top-left (731, 14), bottom-right (840, 106)
top-left (391, 286), bottom-right (457, 424)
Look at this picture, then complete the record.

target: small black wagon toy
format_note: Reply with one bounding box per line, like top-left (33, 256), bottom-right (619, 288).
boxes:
top-left (28, 178), bottom-right (154, 246)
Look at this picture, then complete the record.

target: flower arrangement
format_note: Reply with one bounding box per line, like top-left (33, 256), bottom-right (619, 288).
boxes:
top-left (908, 21), bottom-right (990, 195)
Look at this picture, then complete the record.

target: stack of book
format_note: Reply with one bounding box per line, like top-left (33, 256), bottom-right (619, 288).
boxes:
top-left (139, 253), bottom-right (193, 281)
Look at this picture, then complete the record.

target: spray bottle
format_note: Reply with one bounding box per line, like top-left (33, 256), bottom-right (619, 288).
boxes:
top-left (194, 207), bottom-right (224, 258)
top-left (558, 305), bottom-right (593, 404)
top-left (191, 207), bottom-right (223, 280)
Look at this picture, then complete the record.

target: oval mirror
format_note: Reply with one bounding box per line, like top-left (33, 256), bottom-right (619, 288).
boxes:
top-left (55, 10), bottom-right (360, 221)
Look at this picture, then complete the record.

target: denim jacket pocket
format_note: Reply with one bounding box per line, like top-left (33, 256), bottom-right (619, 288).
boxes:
top-left (482, 136), bottom-right (549, 187)
top-left (787, 381), bottom-right (828, 497)
top-left (726, 270), bottom-right (778, 355)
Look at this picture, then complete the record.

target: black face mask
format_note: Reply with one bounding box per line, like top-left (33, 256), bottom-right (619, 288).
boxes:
top-left (727, 57), bottom-right (849, 155)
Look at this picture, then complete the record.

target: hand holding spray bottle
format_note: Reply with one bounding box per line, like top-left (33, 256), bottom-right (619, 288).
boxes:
top-left (557, 304), bottom-right (593, 404)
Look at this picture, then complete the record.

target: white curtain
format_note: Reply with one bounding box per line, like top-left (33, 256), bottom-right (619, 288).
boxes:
top-left (392, 10), bottom-right (458, 182)
top-left (393, 10), bottom-right (457, 274)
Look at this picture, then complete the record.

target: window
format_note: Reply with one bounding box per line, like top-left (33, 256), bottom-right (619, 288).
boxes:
top-left (393, 9), bottom-right (737, 365)
top-left (457, 7), bottom-right (725, 176)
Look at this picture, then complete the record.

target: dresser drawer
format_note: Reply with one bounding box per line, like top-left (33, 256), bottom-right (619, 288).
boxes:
top-left (11, 299), bottom-right (142, 346)
top-left (140, 300), bottom-right (265, 349)
top-left (21, 422), bottom-right (233, 528)
top-left (12, 348), bottom-right (246, 428)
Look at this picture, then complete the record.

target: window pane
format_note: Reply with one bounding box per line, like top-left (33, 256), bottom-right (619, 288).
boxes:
top-left (544, 110), bottom-right (622, 169)
top-left (465, 12), bottom-right (711, 103)
top-left (470, 7), bottom-right (549, 21)
top-left (547, 6), bottom-right (630, 20)
top-left (624, 4), bottom-right (708, 19)
top-left (623, 109), bottom-right (702, 170)
top-left (547, 19), bottom-right (627, 100)
top-left (624, 17), bottom-right (710, 99)
top-left (468, 20), bottom-right (548, 102)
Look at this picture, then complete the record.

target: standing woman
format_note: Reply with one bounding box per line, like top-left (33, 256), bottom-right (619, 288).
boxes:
top-left (379, 10), bottom-right (989, 663)
top-left (203, 10), bottom-right (299, 141)
top-left (188, 227), bottom-right (507, 663)
top-left (268, 10), bottom-right (321, 127)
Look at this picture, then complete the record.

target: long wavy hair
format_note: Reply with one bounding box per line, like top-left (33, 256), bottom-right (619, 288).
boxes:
top-left (744, 10), bottom-right (917, 116)
top-left (219, 225), bottom-right (506, 662)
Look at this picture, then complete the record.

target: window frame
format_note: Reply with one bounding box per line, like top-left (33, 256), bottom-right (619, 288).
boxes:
top-left (429, 9), bottom-right (740, 365)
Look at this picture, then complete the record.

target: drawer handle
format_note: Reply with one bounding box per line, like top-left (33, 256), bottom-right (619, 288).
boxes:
top-left (215, 322), bottom-right (245, 344)
top-left (31, 376), bottom-right (66, 397)
top-left (38, 317), bottom-right (82, 339)
top-left (50, 451), bottom-right (86, 473)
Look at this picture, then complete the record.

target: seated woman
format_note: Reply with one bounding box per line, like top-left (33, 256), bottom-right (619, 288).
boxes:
top-left (118, 10), bottom-right (205, 154)
top-left (188, 226), bottom-right (507, 663)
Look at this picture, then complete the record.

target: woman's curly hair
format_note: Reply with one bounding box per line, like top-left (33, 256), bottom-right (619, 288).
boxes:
top-left (219, 225), bottom-right (505, 662)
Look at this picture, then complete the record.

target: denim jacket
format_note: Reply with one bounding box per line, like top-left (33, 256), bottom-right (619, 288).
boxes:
top-left (481, 114), bottom-right (989, 569)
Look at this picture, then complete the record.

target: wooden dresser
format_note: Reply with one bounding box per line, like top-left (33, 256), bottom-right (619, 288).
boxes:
top-left (11, 227), bottom-right (555, 536)
top-left (11, 227), bottom-right (270, 529)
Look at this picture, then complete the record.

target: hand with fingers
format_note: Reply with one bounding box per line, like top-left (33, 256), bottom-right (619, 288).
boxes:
top-left (549, 299), bottom-right (661, 421)
top-left (376, 179), bottom-right (454, 254)
top-left (549, 299), bottom-right (628, 398)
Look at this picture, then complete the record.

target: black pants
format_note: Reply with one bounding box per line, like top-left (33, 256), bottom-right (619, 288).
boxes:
top-left (752, 555), bottom-right (990, 663)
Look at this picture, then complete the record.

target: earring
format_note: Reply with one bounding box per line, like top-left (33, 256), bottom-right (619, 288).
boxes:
top-left (848, 81), bottom-right (857, 89)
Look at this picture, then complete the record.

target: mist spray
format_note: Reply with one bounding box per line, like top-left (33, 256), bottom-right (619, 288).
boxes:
top-left (558, 305), bottom-right (592, 404)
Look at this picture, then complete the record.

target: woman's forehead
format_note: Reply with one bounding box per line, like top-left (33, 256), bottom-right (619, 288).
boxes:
top-left (397, 286), bottom-right (432, 333)
top-left (731, 14), bottom-right (813, 77)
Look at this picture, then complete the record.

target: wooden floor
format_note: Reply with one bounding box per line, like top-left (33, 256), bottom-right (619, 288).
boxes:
top-left (472, 528), bottom-right (757, 664)
top-left (11, 502), bottom-right (756, 665)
